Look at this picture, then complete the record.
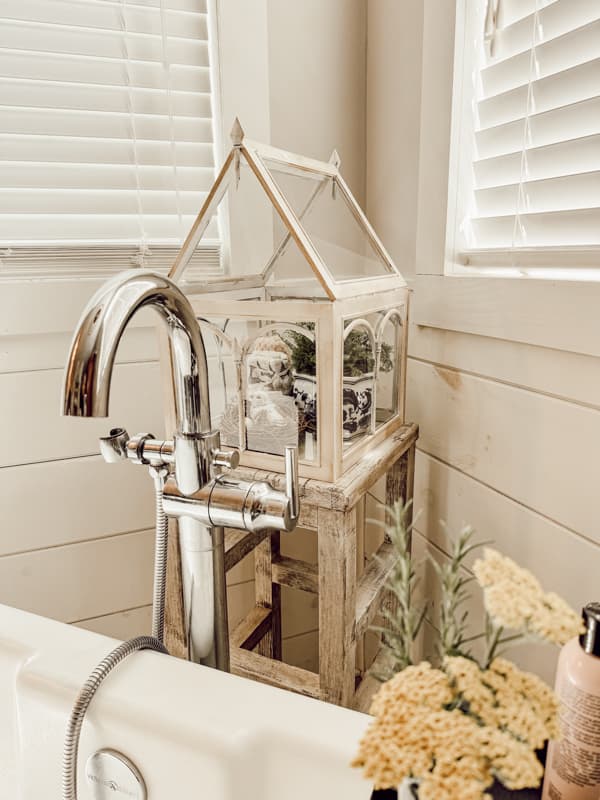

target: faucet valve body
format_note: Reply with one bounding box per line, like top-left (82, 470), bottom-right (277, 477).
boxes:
top-left (99, 429), bottom-right (300, 534)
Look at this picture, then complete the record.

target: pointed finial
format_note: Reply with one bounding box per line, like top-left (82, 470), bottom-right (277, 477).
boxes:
top-left (329, 149), bottom-right (341, 169)
top-left (230, 118), bottom-right (245, 146)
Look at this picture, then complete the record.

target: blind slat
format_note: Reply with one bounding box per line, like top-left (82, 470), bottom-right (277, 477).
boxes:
top-left (474, 134), bottom-right (600, 189)
top-left (0, 135), bottom-right (214, 167)
top-left (0, 22), bottom-right (208, 68)
top-left (1, 163), bottom-right (213, 191)
top-left (492, 0), bottom-right (600, 62)
top-left (481, 17), bottom-right (600, 98)
top-left (478, 57), bottom-right (600, 129)
top-left (475, 95), bottom-right (600, 159)
top-left (0, 189), bottom-right (210, 215)
top-left (470, 208), bottom-right (600, 249)
top-left (0, 78), bottom-right (211, 117)
top-left (1, 0), bottom-right (208, 39)
top-left (0, 107), bottom-right (213, 142)
top-left (0, 51), bottom-right (211, 93)
top-left (475, 171), bottom-right (600, 217)
top-left (0, 216), bottom-right (219, 242)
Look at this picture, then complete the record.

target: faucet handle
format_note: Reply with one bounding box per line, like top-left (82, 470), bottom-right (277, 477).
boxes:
top-left (284, 446), bottom-right (300, 524)
top-left (99, 428), bottom-right (129, 463)
top-left (212, 448), bottom-right (240, 471)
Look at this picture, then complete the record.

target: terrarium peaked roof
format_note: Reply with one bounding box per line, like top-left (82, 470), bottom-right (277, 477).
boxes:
top-left (168, 119), bottom-right (405, 300)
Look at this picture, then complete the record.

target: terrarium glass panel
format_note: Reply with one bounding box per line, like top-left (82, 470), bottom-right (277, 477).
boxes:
top-left (263, 159), bottom-right (394, 284)
top-left (198, 317), bottom-right (262, 450)
top-left (342, 319), bottom-right (376, 448)
top-left (242, 324), bottom-right (317, 462)
top-left (375, 311), bottom-right (403, 428)
top-left (183, 159), bottom-right (324, 292)
top-left (198, 315), bottom-right (318, 464)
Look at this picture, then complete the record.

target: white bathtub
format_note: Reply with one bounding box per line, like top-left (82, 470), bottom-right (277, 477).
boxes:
top-left (0, 603), bottom-right (372, 799)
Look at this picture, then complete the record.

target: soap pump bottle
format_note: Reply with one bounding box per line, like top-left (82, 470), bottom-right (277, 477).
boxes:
top-left (542, 602), bottom-right (600, 800)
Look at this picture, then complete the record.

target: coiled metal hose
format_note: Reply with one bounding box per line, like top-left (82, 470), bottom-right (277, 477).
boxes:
top-left (150, 465), bottom-right (169, 643)
top-left (63, 466), bottom-right (171, 799)
top-left (63, 635), bottom-right (167, 800)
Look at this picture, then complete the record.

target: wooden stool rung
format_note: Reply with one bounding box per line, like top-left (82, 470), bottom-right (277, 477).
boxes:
top-left (231, 647), bottom-right (321, 699)
top-left (271, 555), bottom-right (319, 594)
top-left (224, 528), bottom-right (268, 572)
top-left (231, 606), bottom-right (272, 650)
top-left (355, 541), bottom-right (398, 639)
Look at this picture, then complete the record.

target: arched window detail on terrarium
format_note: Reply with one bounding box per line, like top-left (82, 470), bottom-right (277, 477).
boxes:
top-left (374, 308), bottom-right (405, 430)
top-left (342, 318), bottom-right (377, 448)
top-left (167, 119), bottom-right (409, 481)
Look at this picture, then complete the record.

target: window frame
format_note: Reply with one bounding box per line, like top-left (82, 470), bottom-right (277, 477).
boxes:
top-left (413, 0), bottom-right (600, 360)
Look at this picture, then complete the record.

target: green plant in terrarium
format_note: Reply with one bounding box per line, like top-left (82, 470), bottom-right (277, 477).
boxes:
top-left (285, 325), bottom-right (394, 378)
top-left (285, 325), bottom-right (317, 376)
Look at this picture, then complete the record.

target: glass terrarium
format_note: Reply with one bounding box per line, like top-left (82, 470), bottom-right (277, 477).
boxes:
top-left (169, 121), bottom-right (409, 482)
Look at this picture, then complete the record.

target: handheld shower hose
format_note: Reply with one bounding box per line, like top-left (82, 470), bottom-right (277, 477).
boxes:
top-left (62, 468), bottom-right (171, 800)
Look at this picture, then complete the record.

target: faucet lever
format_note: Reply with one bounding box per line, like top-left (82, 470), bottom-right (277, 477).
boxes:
top-left (99, 427), bottom-right (130, 463)
top-left (285, 446), bottom-right (300, 523)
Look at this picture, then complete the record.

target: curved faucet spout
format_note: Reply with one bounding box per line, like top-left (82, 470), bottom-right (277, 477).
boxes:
top-left (62, 270), bottom-right (211, 437)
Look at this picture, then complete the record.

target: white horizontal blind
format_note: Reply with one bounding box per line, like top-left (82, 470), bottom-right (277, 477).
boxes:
top-left (458, 0), bottom-right (600, 269)
top-left (0, 0), bottom-right (221, 278)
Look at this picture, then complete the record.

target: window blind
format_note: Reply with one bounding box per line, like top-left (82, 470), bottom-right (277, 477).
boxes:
top-left (460, 0), bottom-right (600, 266)
top-left (0, 0), bottom-right (221, 278)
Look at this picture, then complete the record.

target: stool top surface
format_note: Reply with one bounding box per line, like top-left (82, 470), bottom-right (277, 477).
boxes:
top-left (232, 422), bottom-right (419, 511)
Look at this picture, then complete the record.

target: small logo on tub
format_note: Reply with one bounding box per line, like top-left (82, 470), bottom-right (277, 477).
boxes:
top-left (87, 772), bottom-right (137, 797)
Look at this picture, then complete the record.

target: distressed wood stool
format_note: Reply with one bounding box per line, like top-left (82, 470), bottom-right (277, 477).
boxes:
top-left (165, 422), bottom-right (418, 710)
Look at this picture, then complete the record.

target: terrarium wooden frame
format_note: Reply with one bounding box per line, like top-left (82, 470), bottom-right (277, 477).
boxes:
top-left (184, 288), bottom-right (409, 482)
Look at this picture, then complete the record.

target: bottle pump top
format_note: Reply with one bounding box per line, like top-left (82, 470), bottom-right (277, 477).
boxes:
top-left (580, 602), bottom-right (600, 657)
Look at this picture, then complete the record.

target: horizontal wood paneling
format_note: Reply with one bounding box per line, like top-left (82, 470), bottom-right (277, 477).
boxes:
top-left (0, 456), bottom-right (155, 555)
top-left (0, 280), bottom-right (156, 338)
top-left (0, 530), bottom-right (155, 622)
top-left (407, 358), bottom-right (600, 544)
top-left (76, 605), bottom-right (153, 638)
top-left (413, 275), bottom-right (600, 359)
top-left (0, 326), bottom-right (159, 374)
top-left (409, 324), bottom-right (600, 410)
top-left (0, 361), bottom-right (165, 467)
top-left (74, 581), bottom-right (262, 642)
top-left (413, 451), bottom-right (598, 616)
top-left (283, 630), bottom-right (319, 672)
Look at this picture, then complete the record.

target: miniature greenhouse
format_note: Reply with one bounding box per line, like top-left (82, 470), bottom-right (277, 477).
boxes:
top-left (169, 121), bottom-right (409, 482)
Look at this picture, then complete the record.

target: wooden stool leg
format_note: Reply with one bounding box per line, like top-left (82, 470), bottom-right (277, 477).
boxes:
top-left (318, 506), bottom-right (357, 707)
top-left (380, 442), bottom-right (417, 665)
top-left (255, 531), bottom-right (282, 660)
top-left (385, 442), bottom-right (416, 523)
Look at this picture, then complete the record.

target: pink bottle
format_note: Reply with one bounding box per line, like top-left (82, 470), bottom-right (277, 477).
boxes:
top-left (542, 603), bottom-right (600, 800)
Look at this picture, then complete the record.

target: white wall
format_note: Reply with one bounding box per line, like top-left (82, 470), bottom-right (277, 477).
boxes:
top-left (0, 0), bottom-right (368, 667)
top-left (367, 0), bottom-right (598, 684)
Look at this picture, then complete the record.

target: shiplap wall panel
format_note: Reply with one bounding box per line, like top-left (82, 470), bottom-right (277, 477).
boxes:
top-left (77, 605), bottom-right (153, 638)
top-left (0, 530), bottom-right (155, 622)
top-left (413, 451), bottom-right (597, 616)
top-left (0, 456), bottom-right (155, 556)
top-left (413, 275), bottom-right (600, 359)
top-left (407, 358), bottom-right (600, 544)
top-left (0, 327), bottom-right (158, 374)
top-left (75, 581), bottom-right (262, 641)
top-left (0, 362), bottom-right (164, 467)
top-left (410, 324), bottom-right (600, 411)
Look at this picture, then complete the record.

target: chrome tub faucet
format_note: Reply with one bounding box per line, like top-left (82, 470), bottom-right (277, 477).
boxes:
top-left (62, 270), bottom-right (299, 671)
